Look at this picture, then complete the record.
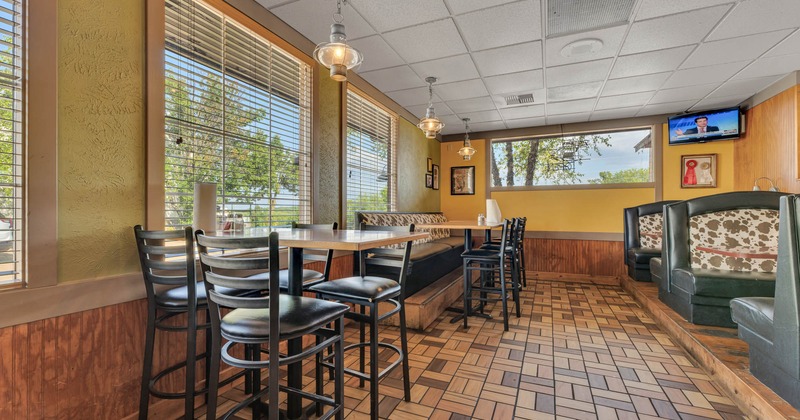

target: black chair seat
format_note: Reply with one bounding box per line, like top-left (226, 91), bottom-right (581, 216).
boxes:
top-left (627, 247), bottom-right (660, 264)
top-left (731, 297), bottom-right (775, 342)
top-left (220, 295), bottom-right (349, 341)
top-left (309, 276), bottom-right (400, 302)
top-left (247, 269), bottom-right (325, 290)
top-left (155, 282), bottom-right (252, 308)
top-left (479, 243), bottom-right (514, 253)
top-left (461, 249), bottom-right (503, 259)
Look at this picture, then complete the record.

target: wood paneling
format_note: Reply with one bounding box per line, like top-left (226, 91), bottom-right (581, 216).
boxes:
top-left (735, 85), bottom-right (800, 192)
top-left (523, 237), bottom-right (626, 278)
top-left (0, 255), bottom-right (354, 419)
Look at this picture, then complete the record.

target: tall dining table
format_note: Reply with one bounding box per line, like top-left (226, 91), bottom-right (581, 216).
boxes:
top-left (414, 220), bottom-right (504, 324)
top-left (258, 228), bottom-right (429, 418)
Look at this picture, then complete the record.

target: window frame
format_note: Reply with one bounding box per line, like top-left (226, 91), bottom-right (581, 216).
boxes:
top-left (340, 84), bottom-right (398, 229)
top-left (487, 124), bottom-right (658, 192)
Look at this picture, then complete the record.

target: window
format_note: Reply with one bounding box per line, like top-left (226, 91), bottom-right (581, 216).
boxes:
top-left (163, 0), bottom-right (312, 230)
top-left (0, 0), bottom-right (23, 287)
top-left (490, 128), bottom-right (654, 189)
top-left (344, 89), bottom-right (396, 228)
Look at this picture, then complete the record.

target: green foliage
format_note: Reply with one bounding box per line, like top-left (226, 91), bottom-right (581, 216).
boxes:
top-left (588, 168), bottom-right (650, 184)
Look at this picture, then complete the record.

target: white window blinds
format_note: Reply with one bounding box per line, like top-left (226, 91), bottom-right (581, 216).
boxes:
top-left (345, 90), bottom-right (396, 229)
top-left (0, 0), bottom-right (23, 287)
top-left (164, 0), bottom-right (312, 230)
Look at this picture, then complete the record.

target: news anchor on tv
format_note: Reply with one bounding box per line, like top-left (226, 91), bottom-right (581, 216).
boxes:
top-left (674, 115), bottom-right (719, 136)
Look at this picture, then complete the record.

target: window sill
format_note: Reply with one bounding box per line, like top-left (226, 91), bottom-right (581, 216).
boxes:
top-left (490, 182), bottom-right (655, 192)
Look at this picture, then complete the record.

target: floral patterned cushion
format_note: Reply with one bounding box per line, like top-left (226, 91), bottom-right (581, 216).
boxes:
top-left (359, 212), bottom-right (449, 245)
top-left (638, 213), bottom-right (663, 249)
top-left (689, 209), bottom-right (779, 273)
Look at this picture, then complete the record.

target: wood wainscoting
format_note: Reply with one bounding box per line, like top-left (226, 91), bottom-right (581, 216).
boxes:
top-left (0, 255), bottom-right (354, 419)
top-left (523, 237), bottom-right (626, 284)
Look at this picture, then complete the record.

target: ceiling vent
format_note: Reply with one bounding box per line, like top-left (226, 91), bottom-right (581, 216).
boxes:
top-left (547, 0), bottom-right (634, 37)
top-left (505, 93), bottom-right (535, 106)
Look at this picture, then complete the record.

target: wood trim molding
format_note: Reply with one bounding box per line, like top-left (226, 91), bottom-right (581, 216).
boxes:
top-left (26, 1), bottom-right (59, 287)
top-left (145, 0), bottom-right (166, 229)
top-left (524, 231), bottom-right (623, 241)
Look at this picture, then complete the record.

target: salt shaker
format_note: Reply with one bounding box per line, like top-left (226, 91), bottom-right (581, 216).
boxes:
top-left (478, 213), bottom-right (486, 224)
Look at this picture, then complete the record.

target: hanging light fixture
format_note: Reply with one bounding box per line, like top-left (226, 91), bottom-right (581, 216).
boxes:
top-left (418, 76), bottom-right (444, 138)
top-left (458, 118), bottom-right (476, 160)
top-left (313, 0), bottom-right (363, 82)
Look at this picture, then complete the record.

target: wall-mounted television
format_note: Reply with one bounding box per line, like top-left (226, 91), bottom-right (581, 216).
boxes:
top-left (668, 106), bottom-right (742, 145)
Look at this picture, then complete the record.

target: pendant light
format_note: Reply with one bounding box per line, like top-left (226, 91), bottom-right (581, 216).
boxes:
top-left (418, 76), bottom-right (444, 138)
top-left (313, 0), bottom-right (363, 82)
top-left (458, 118), bottom-right (476, 160)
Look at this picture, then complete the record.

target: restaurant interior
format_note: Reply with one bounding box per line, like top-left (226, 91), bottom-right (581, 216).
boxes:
top-left (3, 0), bottom-right (800, 418)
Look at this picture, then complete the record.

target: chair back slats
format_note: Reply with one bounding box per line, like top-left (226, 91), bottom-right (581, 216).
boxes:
top-left (203, 271), bottom-right (271, 290)
top-left (207, 290), bottom-right (269, 309)
top-left (364, 258), bottom-right (406, 269)
top-left (199, 253), bottom-right (270, 271)
top-left (291, 222), bottom-right (337, 278)
top-left (195, 234), bottom-right (271, 250)
top-left (134, 225), bottom-right (197, 297)
top-left (357, 223), bottom-right (415, 287)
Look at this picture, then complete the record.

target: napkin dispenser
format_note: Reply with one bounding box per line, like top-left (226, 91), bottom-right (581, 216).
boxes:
top-left (486, 199), bottom-right (502, 224)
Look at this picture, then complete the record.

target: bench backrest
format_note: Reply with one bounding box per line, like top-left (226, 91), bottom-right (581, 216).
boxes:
top-left (355, 211), bottom-right (449, 244)
top-left (689, 209), bottom-right (779, 272)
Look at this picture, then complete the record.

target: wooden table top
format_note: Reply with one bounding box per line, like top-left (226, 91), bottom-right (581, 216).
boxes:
top-left (415, 220), bottom-right (504, 230)
top-left (226, 228), bottom-right (429, 251)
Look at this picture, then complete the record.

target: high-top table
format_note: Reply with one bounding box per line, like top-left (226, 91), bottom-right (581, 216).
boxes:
top-left (414, 220), bottom-right (503, 324)
top-left (255, 228), bottom-right (429, 418)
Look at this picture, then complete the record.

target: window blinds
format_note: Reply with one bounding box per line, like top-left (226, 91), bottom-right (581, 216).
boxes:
top-left (345, 90), bottom-right (396, 229)
top-left (0, 0), bottom-right (22, 287)
top-left (164, 0), bottom-right (311, 230)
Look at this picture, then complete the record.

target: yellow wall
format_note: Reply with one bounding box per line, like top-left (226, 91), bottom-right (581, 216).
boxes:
top-left (440, 140), bottom-right (487, 220)
top-left (396, 118), bottom-right (441, 212)
top-left (661, 123), bottom-right (736, 200)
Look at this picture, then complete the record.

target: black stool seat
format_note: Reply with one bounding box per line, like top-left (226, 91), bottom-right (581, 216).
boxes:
top-left (461, 249), bottom-right (503, 259)
top-left (310, 276), bottom-right (400, 302)
top-left (155, 282), bottom-right (251, 308)
top-left (479, 243), bottom-right (515, 252)
top-left (221, 295), bottom-right (349, 340)
top-left (248, 269), bottom-right (325, 290)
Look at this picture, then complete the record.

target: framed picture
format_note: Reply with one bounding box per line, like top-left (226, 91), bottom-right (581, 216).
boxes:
top-left (432, 164), bottom-right (440, 190)
top-left (451, 166), bottom-right (475, 195)
top-left (425, 173), bottom-right (433, 188)
top-left (681, 154), bottom-right (717, 188)
top-left (427, 157), bottom-right (433, 173)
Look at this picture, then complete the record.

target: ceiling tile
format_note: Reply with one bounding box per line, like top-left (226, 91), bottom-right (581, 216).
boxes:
top-left (349, 0), bottom-right (450, 32)
top-left (610, 46), bottom-right (694, 79)
top-left (681, 30), bottom-right (792, 69)
top-left (383, 19), bottom-right (467, 63)
top-left (547, 99), bottom-right (596, 115)
top-left (444, 0), bottom-right (519, 15)
top-left (406, 102), bottom-right (453, 118)
top-left (386, 86), bottom-right (440, 107)
top-left (410, 55), bottom-right (480, 84)
top-left (709, 75), bottom-right (781, 98)
top-left (649, 83), bottom-right (719, 104)
top-left (499, 105), bottom-right (545, 120)
top-left (547, 81), bottom-right (603, 101)
top-left (595, 91), bottom-right (654, 110)
top-left (690, 94), bottom-right (748, 110)
top-left (469, 121), bottom-right (508, 133)
top-left (435, 79), bottom-right (489, 101)
top-left (447, 96), bottom-right (497, 113)
top-left (766, 29), bottom-right (800, 57)
top-left (707, 0), bottom-right (800, 41)
top-left (458, 110), bottom-right (502, 123)
top-left (545, 25), bottom-right (627, 67)
top-left (635, 0), bottom-right (736, 21)
top-left (733, 53), bottom-right (800, 79)
top-left (660, 61), bottom-right (750, 89)
top-left (547, 58), bottom-right (613, 87)
top-left (546, 113), bottom-right (591, 125)
top-left (359, 65), bottom-right (425, 92)
top-left (621, 5), bottom-right (730, 55)
top-left (456, 1), bottom-right (542, 51)
top-left (271, 0), bottom-right (375, 44)
top-left (349, 36), bottom-right (405, 73)
top-left (471, 42), bottom-right (543, 77)
top-left (438, 114), bottom-right (466, 129)
top-left (590, 106), bottom-right (642, 121)
top-left (483, 70), bottom-right (544, 95)
top-left (602, 72), bottom-right (671, 96)
top-left (505, 117), bottom-right (547, 129)
top-left (637, 100), bottom-right (698, 117)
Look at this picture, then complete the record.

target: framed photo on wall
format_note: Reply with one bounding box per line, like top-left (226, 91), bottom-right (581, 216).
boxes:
top-left (681, 154), bottom-right (717, 188)
top-left (425, 173), bottom-right (433, 188)
top-left (427, 157), bottom-right (433, 173)
top-left (451, 166), bottom-right (475, 195)
top-left (432, 164), bottom-right (440, 190)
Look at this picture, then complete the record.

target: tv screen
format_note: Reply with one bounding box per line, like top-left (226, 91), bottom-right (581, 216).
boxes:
top-left (668, 107), bottom-right (742, 145)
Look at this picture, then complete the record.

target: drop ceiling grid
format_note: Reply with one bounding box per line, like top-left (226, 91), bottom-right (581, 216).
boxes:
top-left (256, 0), bottom-right (800, 135)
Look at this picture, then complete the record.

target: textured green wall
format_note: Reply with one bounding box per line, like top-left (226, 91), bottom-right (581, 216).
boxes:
top-left (314, 64), bottom-right (342, 224)
top-left (397, 119), bottom-right (441, 212)
top-left (58, 0), bottom-right (145, 282)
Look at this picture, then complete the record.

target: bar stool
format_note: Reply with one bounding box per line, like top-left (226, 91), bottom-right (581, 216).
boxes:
top-left (481, 217), bottom-right (526, 289)
top-left (462, 219), bottom-right (521, 331)
top-left (308, 223), bottom-right (415, 420)
top-left (196, 231), bottom-right (349, 420)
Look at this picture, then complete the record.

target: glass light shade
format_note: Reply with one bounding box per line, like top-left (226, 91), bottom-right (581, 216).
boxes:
top-left (418, 104), bottom-right (444, 138)
top-left (314, 23), bottom-right (363, 82)
top-left (458, 143), bottom-right (476, 160)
